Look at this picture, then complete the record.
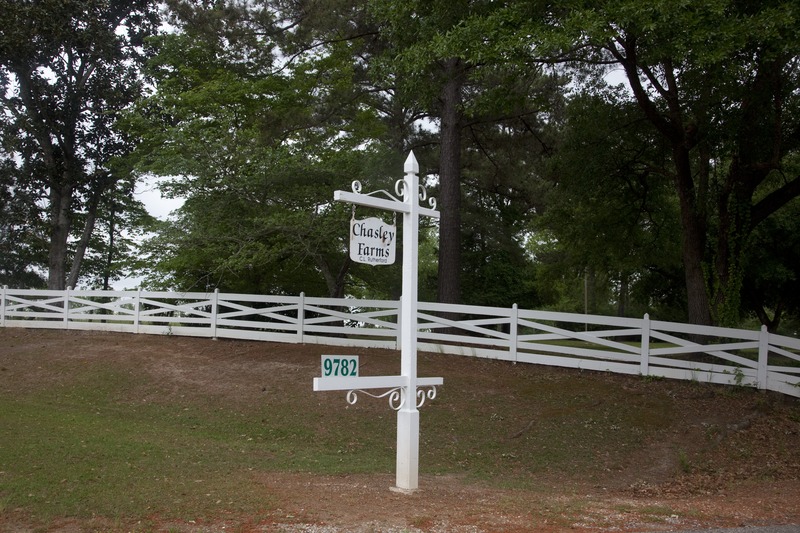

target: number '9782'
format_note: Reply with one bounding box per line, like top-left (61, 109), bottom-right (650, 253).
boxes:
top-left (321, 356), bottom-right (358, 377)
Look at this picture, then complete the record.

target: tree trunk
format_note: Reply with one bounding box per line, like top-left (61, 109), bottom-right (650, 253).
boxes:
top-left (436, 58), bottom-right (463, 306)
top-left (318, 255), bottom-right (352, 299)
top-left (711, 184), bottom-right (751, 326)
top-left (67, 184), bottom-right (104, 290)
top-left (711, 58), bottom-right (782, 326)
top-left (17, 68), bottom-right (75, 292)
top-left (613, 40), bottom-right (715, 326)
top-left (673, 146), bottom-right (713, 326)
top-left (617, 273), bottom-right (628, 317)
top-left (330, 256), bottom-right (351, 299)
top-left (103, 205), bottom-right (116, 291)
top-left (585, 268), bottom-right (596, 315)
top-left (752, 297), bottom-right (783, 333)
top-left (47, 183), bottom-right (73, 290)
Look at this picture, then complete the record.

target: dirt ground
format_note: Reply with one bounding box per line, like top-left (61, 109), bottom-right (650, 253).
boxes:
top-left (1, 328), bottom-right (800, 532)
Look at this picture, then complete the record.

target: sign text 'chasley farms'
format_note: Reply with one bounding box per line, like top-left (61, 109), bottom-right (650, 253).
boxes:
top-left (350, 216), bottom-right (396, 265)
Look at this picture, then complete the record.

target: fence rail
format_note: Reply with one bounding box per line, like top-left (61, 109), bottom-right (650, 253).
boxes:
top-left (2, 287), bottom-right (799, 398)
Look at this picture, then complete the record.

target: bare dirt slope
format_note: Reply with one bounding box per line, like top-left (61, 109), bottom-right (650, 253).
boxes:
top-left (1, 328), bottom-right (799, 532)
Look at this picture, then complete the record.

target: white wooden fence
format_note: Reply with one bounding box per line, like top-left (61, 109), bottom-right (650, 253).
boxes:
top-left (2, 287), bottom-right (799, 398)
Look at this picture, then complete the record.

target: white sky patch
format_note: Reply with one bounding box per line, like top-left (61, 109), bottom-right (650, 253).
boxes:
top-left (135, 174), bottom-right (185, 221)
top-left (604, 67), bottom-right (631, 91)
top-left (111, 175), bottom-right (185, 290)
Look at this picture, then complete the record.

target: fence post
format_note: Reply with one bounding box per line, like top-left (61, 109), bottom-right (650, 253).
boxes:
top-left (510, 303), bottom-right (519, 363)
top-left (64, 287), bottom-right (71, 328)
top-left (640, 313), bottom-right (650, 377)
top-left (134, 288), bottom-right (141, 334)
top-left (757, 325), bottom-right (769, 391)
top-left (396, 300), bottom-right (402, 350)
top-left (297, 292), bottom-right (305, 344)
top-left (210, 288), bottom-right (219, 340)
top-left (0, 285), bottom-right (6, 327)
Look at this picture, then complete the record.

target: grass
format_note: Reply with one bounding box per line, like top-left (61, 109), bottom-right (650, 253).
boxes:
top-left (419, 372), bottom-right (672, 488)
top-left (1, 328), bottom-right (796, 528)
top-left (0, 353), bottom-right (404, 522)
top-left (1, 376), bottom-right (276, 520)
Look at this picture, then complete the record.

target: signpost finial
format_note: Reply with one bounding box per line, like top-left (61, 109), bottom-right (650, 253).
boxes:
top-left (404, 151), bottom-right (419, 175)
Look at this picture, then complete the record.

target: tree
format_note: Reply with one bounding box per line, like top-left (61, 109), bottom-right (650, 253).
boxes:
top-left (537, 89), bottom-right (686, 319)
top-left (131, 0), bottom-right (568, 305)
top-left (78, 173), bottom-right (155, 290)
top-left (0, 0), bottom-right (159, 289)
top-left (368, 0), bottom-right (563, 306)
top-left (524, 0), bottom-right (800, 326)
top-left (741, 163), bottom-right (800, 332)
top-left (128, 1), bottom-right (412, 297)
top-left (0, 154), bottom-right (47, 288)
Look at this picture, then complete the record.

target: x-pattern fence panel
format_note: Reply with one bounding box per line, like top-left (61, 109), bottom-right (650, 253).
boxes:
top-left (1, 287), bottom-right (798, 397)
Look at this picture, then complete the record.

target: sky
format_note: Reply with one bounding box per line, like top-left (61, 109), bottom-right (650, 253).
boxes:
top-left (135, 174), bottom-right (184, 222)
top-left (112, 175), bottom-right (184, 290)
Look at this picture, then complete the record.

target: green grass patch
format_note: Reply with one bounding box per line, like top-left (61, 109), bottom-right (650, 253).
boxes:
top-left (0, 358), bottom-right (405, 522)
top-left (0, 335), bottom-right (687, 523)
top-left (1, 382), bottom-right (275, 520)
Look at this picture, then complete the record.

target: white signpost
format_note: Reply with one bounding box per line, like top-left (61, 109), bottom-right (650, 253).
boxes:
top-left (313, 151), bottom-right (442, 492)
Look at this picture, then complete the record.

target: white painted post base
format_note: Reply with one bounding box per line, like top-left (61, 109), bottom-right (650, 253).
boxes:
top-left (395, 406), bottom-right (420, 491)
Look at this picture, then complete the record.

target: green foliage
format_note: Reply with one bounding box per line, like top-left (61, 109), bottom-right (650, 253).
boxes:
top-left (367, 0), bottom-right (568, 307)
top-left (535, 90), bottom-right (685, 318)
top-left (0, 159), bottom-right (47, 288)
top-left (742, 176), bottom-right (800, 332)
top-left (127, 3), bottom-right (387, 295)
top-left (528, 0), bottom-right (800, 327)
top-left (0, 0), bottom-right (160, 289)
top-left (127, 0), bottom-right (562, 305)
top-left (3, 0), bottom-right (790, 329)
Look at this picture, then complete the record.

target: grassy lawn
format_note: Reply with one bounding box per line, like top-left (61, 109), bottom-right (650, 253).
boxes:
top-left (1, 328), bottom-right (798, 529)
top-left (2, 370), bottom-right (275, 521)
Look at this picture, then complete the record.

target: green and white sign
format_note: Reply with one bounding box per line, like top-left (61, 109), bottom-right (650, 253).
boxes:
top-left (321, 355), bottom-right (359, 377)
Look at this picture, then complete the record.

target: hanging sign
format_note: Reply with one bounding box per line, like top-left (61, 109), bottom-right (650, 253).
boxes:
top-left (350, 216), bottom-right (396, 265)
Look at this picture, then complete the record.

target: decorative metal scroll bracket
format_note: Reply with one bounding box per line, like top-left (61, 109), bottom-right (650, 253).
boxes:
top-left (345, 384), bottom-right (439, 411)
top-left (313, 375), bottom-right (443, 411)
top-left (349, 178), bottom-right (437, 213)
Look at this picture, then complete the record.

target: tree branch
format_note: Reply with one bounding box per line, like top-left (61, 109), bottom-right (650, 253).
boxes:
top-left (270, 30), bottom-right (380, 76)
top-left (607, 36), bottom-right (678, 142)
top-left (751, 175), bottom-right (800, 227)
